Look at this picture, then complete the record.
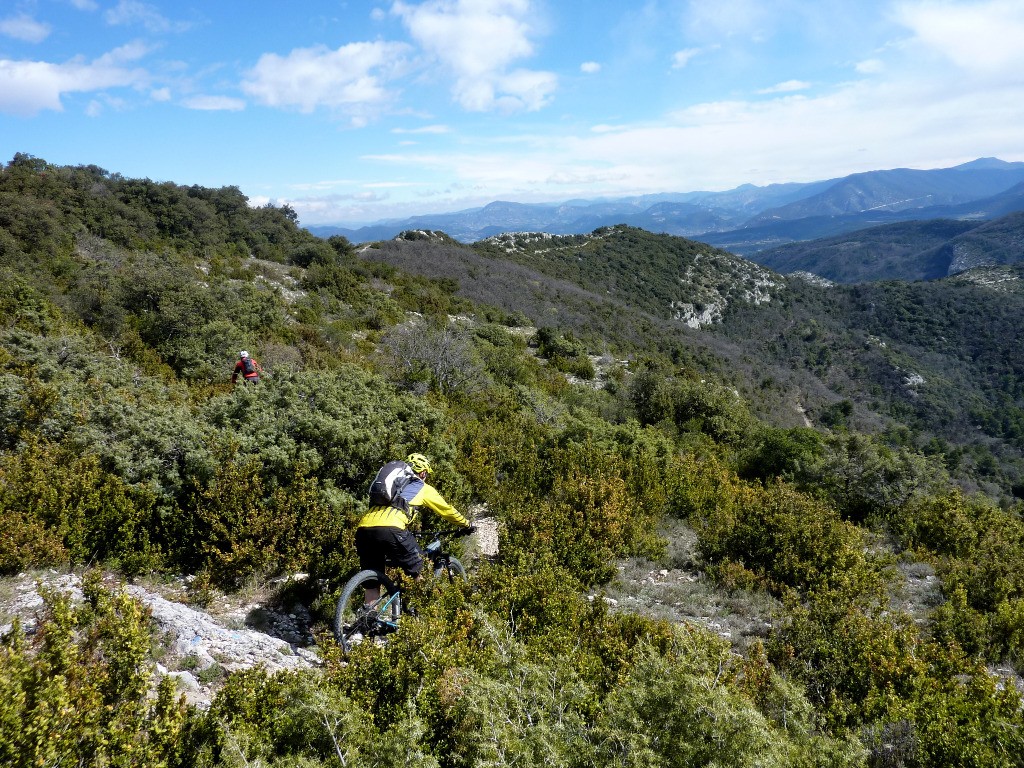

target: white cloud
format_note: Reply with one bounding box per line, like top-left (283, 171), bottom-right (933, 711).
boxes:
top-left (671, 48), bottom-right (702, 69)
top-left (0, 51), bottom-right (148, 116)
top-left (344, 66), bottom-right (1024, 216)
top-left (391, 0), bottom-right (556, 112)
top-left (71, 0), bottom-right (100, 10)
top-left (95, 40), bottom-right (151, 66)
top-left (565, 76), bottom-right (1024, 190)
top-left (894, 0), bottom-right (1024, 75)
top-left (182, 94), bottom-right (245, 111)
top-left (392, 124), bottom-right (450, 134)
top-left (150, 86), bottom-right (171, 101)
top-left (684, 0), bottom-right (773, 40)
top-left (494, 67), bottom-right (556, 111)
top-left (105, 0), bottom-right (189, 34)
top-left (241, 41), bottom-right (411, 116)
top-left (0, 13), bottom-right (51, 43)
top-left (287, 179), bottom-right (359, 192)
top-left (757, 79), bottom-right (811, 94)
top-left (580, 61), bottom-right (600, 74)
top-left (856, 58), bottom-right (885, 74)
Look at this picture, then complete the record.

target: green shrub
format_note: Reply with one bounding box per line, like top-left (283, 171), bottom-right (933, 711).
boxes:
top-left (768, 593), bottom-right (926, 729)
top-left (0, 508), bottom-right (68, 573)
top-left (0, 441), bottom-right (162, 575)
top-left (674, 455), bottom-right (879, 597)
top-left (594, 633), bottom-right (866, 767)
top-left (737, 426), bottom-right (824, 482)
top-left (0, 573), bottom-right (193, 767)
top-left (497, 440), bottom-right (665, 585)
top-left (800, 433), bottom-right (946, 525)
top-left (183, 451), bottom-right (343, 588)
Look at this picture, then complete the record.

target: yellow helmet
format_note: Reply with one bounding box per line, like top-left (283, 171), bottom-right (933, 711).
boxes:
top-left (406, 453), bottom-right (432, 475)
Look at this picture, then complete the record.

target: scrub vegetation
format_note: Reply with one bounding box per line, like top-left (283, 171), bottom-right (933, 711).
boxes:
top-left (2, 154), bottom-right (1023, 767)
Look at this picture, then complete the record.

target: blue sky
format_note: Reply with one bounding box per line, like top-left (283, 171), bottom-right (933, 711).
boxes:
top-left (2, 1), bottom-right (1023, 226)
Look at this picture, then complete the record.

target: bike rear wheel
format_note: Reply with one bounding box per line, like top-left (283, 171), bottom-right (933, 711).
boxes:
top-left (334, 569), bottom-right (402, 653)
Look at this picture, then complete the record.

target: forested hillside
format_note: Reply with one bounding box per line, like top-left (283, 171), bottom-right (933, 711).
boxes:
top-left (753, 219), bottom-right (982, 282)
top-left (754, 213), bottom-right (1024, 283)
top-left (3, 155), bottom-right (1024, 767)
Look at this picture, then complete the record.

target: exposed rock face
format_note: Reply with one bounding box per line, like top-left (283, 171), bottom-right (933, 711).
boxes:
top-left (670, 300), bottom-right (723, 329)
top-left (948, 241), bottom-right (991, 274)
top-left (1, 571), bottom-right (321, 708)
top-left (669, 249), bottom-right (782, 328)
top-left (127, 586), bottom-right (319, 674)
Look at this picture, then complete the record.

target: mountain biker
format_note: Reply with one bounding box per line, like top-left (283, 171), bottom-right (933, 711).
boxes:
top-left (231, 350), bottom-right (263, 384)
top-left (356, 453), bottom-right (471, 606)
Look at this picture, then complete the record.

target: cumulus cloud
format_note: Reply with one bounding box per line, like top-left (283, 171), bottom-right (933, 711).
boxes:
top-left (758, 79), bottom-right (811, 94)
top-left (894, 0), bottom-right (1024, 75)
top-left (182, 94), bottom-right (245, 111)
top-left (343, 2), bottom-right (1024, 209)
top-left (0, 13), bottom-right (52, 43)
top-left (493, 67), bottom-right (556, 112)
top-left (671, 48), bottom-right (702, 69)
top-left (391, 0), bottom-right (556, 112)
top-left (96, 40), bottom-right (152, 66)
top-left (0, 46), bottom-right (149, 116)
top-left (580, 61), bottom-right (600, 74)
top-left (565, 74), bottom-right (1024, 191)
top-left (241, 40), bottom-right (411, 117)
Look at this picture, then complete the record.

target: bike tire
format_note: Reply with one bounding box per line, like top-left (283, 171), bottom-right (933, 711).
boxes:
top-left (434, 556), bottom-right (467, 582)
top-left (334, 569), bottom-right (402, 653)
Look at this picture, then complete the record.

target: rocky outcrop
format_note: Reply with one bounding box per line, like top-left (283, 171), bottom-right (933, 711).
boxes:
top-left (1, 518), bottom-right (501, 708)
top-left (2, 571), bottom-right (320, 708)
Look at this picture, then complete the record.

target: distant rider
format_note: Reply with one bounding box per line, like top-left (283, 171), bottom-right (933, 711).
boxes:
top-left (231, 350), bottom-right (263, 384)
top-left (356, 453), bottom-right (471, 606)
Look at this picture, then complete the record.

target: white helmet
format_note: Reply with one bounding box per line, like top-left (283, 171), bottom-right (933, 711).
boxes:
top-left (240, 350), bottom-right (249, 358)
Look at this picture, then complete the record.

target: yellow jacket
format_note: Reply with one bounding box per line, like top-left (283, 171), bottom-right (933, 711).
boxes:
top-left (358, 481), bottom-right (469, 529)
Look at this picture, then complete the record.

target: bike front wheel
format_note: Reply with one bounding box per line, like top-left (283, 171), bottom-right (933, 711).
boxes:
top-left (334, 569), bottom-right (402, 653)
top-left (433, 555), bottom-right (467, 581)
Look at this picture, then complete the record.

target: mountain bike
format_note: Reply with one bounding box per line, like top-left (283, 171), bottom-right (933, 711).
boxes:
top-left (333, 527), bottom-right (473, 653)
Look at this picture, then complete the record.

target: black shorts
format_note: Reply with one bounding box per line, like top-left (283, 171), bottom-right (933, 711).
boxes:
top-left (355, 526), bottom-right (423, 577)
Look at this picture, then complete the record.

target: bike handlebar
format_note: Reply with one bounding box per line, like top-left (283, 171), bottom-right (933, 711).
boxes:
top-left (416, 526), bottom-right (475, 540)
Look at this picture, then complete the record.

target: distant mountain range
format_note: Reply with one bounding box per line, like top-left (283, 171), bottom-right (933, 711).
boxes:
top-left (308, 158), bottom-right (1024, 251)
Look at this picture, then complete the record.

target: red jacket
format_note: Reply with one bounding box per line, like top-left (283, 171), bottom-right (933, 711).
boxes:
top-left (231, 356), bottom-right (262, 382)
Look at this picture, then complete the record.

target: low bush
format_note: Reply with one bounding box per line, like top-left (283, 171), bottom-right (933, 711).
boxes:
top-left (0, 573), bottom-right (193, 767)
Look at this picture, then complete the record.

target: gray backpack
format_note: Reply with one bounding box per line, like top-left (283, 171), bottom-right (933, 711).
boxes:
top-left (368, 460), bottom-right (417, 513)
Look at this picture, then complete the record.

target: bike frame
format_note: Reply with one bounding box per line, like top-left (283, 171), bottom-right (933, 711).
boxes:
top-left (333, 527), bottom-right (471, 651)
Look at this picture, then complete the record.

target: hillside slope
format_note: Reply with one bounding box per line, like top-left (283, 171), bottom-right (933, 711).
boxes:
top-left (4, 156), bottom-right (1024, 767)
top-left (752, 212), bottom-right (1024, 282)
top-left (357, 226), bottom-right (1024, 497)
top-left (753, 219), bottom-right (981, 282)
